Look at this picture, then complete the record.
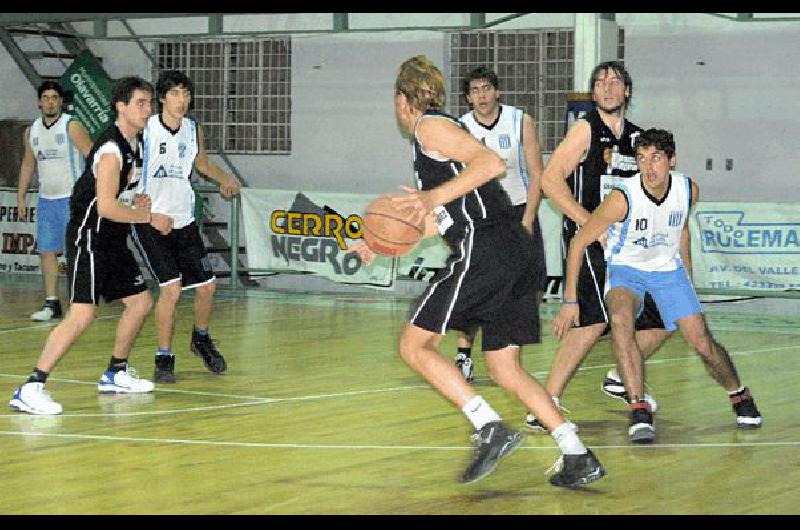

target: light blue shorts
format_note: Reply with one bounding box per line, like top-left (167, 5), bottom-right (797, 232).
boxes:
top-left (36, 196), bottom-right (70, 253)
top-left (607, 263), bottom-right (702, 331)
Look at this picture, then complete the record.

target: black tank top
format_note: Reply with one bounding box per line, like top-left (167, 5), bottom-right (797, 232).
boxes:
top-left (565, 109), bottom-right (641, 234)
top-left (412, 110), bottom-right (512, 246)
top-left (69, 123), bottom-right (141, 250)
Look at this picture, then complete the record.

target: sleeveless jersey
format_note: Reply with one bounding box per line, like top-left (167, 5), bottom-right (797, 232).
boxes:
top-left (412, 111), bottom-right (512, 247)
top-left (139, 114), bottom-right (199, 229)
top-left (565, 109), bottom-right (642, 234)
top-left (460, 104), bottom-right (528, 205)
top-left (606, 171), bottom-right (692, 272)
top-left (69, 123), bottom-right (140, 250)
top-left (29, 112), bottom-right (84, 199)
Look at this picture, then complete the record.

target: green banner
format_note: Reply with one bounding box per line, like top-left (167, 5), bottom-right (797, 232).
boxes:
top-left (60, 50), bottom-right (113, 140)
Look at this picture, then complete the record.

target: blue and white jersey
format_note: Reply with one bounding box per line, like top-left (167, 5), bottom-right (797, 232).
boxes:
top-left (606, 171), bottom-right (692, 272)
top-left (29, 113), bottom-right (84, 199)
top-left (138, 114), bottom-right (199, 229)
top-left (461, 104), bottom-right (528, 205)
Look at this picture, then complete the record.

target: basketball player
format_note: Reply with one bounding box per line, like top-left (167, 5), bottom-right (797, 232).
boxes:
top-left (131, 70), bottom-right (241, 384)
top-left (453, 66), bottom-right (547, 384)
top-left (554, 128), bottom-right (762, 442)
top-left (527, 61), bottom-right (670, 431)
top-left (352, 55), bottom-right (605, 488)
top-left (17, 81), bottom-right (93, 321)
top-left (9, 77), bottom-right (172, 415)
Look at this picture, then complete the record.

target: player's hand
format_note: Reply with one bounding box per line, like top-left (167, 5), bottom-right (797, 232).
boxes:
top-left (220, 178), bottom-right (241, 199)
top-left (347, 240), bottom-right (376, 266)
top-left (552, 303), bottom-right (580, 340)
top-left (133, 193), bottom-right (151, 211)
top-left (16, 196), bottom-right (27, 222)
top-left (150, 213), bottom-right (174, 235)
top-left (390, 185), bottom-right (433, 228)
top-left (521, 215), bottom-right (534, 235)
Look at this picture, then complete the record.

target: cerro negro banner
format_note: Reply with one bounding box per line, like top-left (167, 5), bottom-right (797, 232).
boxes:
top-left (60, 50), bottom-right (113, 141)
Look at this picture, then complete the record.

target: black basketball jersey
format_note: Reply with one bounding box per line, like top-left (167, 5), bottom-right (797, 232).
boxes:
top-left (69, 123), bottom-right (141, 250)
top-left (565, 109), bottom-right (642, 234)
top-left (412, 110), bottom-right (512, 246)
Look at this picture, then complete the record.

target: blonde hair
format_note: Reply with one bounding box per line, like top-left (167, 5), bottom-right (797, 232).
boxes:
top-left (395, 55), bottom-right (446, 112)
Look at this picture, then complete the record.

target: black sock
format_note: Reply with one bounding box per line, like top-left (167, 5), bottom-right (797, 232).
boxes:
top-left (108, 356), bottom-right (128, 372)
top-left (458, 347), bottom-right (472, 359)
top-left (27, 368), bottom-right (49, 384)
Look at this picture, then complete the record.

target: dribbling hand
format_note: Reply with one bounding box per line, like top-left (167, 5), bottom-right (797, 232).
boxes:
top-left (348, 240), bottom-right (376, 266)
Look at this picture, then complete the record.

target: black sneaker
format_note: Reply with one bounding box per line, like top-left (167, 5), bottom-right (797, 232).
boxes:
top-left (154, 354), bottom-right (176, 384)
top-left (732, 388), bottom-right (762, 429)
top-left (628, 405), bottom-right (656, 443)
top-left (191, 331), bottom-right (227, 374)
top-left (460, 421), bottom-right (523, 484)
top-left (30, 299), bottom-right (63, 321)
top-left (454, 353), bottom-right (474, 383)
top-left (602, 370), bottom-right (659, 413)
top-left (548, 449), bottom-right (606, 488)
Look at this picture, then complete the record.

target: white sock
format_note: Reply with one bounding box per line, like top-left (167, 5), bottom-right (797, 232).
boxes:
top-left (46, 296), bottom-right (59, 301)
top-left (552, 422), bottom-right (587, 455)
top-left (728, 386), bottom-right (746, 396)
top-left (461, 395), bottom-right (501, 431)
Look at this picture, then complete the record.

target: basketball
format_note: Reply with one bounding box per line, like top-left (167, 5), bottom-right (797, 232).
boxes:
top-left (362, 195), bottom-right (424, 257)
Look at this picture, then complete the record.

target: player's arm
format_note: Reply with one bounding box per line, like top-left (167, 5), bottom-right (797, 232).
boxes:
top-left (553, 189), bottom-right (627, 339)
top-left (520, 113), bottom-right (545, 233)
top-left (194, 124), bottom-right (241, 198)
top-left (541, 119), bottom-right (592, 226)
top-left (68, 119), bottom-right (93, 157)
top-left (95, 152), bottom-right (172, 234)
top-left (17, 126), bottom-right (35, 221)
top-left (392, 116), bottom-right (505, 222)
top-left (681, 179), bottom-right (700, 278)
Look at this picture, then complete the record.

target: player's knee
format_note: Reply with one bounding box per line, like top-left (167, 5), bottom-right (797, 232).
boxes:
top-left (126, 291), bottom-right (153, 316)
top-left (158, 282), bottom-right (182, 305)
top-left (196, 281), bottom-right (216, 299)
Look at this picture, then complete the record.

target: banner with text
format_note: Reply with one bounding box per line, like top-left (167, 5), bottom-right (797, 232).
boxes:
top-left (690, 202), bottom-right (800, 291)
top-left (241, 189), bottom-right (395, 287)
top-left (60, 50), bottom-right (113, 141)
top-left (0, 189), bottom-right (41, 275)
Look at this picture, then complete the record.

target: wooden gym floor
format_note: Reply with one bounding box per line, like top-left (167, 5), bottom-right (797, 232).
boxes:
top-left (0, 273), bottom-right (798, 514)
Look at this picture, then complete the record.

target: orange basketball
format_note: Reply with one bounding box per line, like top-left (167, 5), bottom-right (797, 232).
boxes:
top-left (362, 195), bottom-right (424, 257)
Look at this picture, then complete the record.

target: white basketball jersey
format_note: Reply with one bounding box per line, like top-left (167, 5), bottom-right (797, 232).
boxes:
top-left (29, 113), bottom-right (83, 199)
top-left (606, 171), bottom-right (692, 272)
top-left (139, 114), bottom-right (199, 229)
top-left (460, 104), bottom-right (529, 205)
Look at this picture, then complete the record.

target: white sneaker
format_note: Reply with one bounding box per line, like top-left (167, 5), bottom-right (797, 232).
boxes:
top-left (525, 396), bottom-right (579, 433)
top-left (97, 368), bottom-right (155, 394)
top-left (601, 370), bottom-right (659, 413)
top-left (30, 306), bottom-right (55, 321)
top-left (9, 382), bottom-right (63, 415)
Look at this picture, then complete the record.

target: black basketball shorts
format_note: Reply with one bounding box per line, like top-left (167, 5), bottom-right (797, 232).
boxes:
top-left (67, 243), bottom-right (148, 305)
top-left (410, 218), bottom-right (541, 351)
top-left (512, 203), bottom-right (548, 292)
top-left (131, 221), bottom-right (215, 289)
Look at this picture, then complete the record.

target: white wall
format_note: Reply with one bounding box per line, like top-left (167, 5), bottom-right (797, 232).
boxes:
top-left (619, 13), bottom-right (800, 202)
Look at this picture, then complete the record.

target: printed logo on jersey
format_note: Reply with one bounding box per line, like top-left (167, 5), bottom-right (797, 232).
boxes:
top-left (37, 151), bottom-right (46, 161)
top-left (55, 133), bottom-right (65, 145)
top-left (178, 143), bottom-right (187, 158)
top-left (668, 211), bottom-right (684, 227)
top-left (159, 142), bottom-right (167, 155)
top-left (153, 165), bottom-right (168, 179)
top-left (630, 131), bottom-right (641, 148)
top-left (498, 134), bottom-right (511, 150)
top-left (633, 233), bottom-right (669, 249)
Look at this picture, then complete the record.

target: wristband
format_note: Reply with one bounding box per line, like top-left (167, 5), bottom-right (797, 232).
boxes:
top-left (562, 299), bottom-right (578, 305)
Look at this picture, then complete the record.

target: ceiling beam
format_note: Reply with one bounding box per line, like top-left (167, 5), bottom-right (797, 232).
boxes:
top-left (0, 13), bottom-right (226, 24)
